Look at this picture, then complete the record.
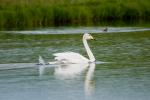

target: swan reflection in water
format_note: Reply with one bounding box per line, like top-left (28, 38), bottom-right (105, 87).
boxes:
top-left (54, 63), bottom-right (89, 79)
top-left (39, 64), bottom-right (45, 76)
top-left (38, 63), bottom-right (95, 95)
top-left (84, 63), bottom-right (95, 96)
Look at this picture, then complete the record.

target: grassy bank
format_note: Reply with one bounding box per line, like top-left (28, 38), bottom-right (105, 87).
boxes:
top-left (0, 0), bottom-right (150, 28)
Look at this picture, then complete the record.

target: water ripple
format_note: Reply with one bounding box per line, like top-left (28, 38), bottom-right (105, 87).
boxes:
top-left (0, 27), bottom-right (150, 34)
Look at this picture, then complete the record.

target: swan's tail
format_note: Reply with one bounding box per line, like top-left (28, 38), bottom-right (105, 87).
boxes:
top-left (38, 55), bottom-right (45, 65)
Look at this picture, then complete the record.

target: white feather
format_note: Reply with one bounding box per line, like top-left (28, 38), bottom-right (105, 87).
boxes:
top-left (53, 52), bottom-right (89, 64)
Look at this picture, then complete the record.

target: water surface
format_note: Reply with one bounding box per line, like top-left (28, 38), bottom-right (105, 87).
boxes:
top-left (0, 28), bottom-right (150, 100)
top-left (1, 26), bottom-right (150, 34)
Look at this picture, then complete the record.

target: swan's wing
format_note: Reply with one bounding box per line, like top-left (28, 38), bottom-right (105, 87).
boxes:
top-left (53, 52), bottom-right (89, 63)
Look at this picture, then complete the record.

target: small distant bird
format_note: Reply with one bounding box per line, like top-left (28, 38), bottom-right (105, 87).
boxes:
top-left (103, 27), bottom-right (108, 32)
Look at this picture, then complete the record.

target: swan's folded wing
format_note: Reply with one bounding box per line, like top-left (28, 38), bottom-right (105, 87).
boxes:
top-left (53, 52), bottom-right (89, 63)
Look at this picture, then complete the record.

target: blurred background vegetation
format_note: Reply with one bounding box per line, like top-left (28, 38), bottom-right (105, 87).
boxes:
top-left (0, 0), bottom-right (150, 29)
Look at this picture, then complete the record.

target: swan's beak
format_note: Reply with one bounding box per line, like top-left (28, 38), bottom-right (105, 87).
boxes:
top-left (90, 36), bottom-right (94, 40)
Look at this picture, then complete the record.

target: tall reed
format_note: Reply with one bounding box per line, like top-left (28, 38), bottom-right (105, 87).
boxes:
top-left (0, 0), bottom-right (149, 28)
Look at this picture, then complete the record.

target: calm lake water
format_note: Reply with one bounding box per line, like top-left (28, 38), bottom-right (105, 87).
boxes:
top-left (0, 27), bottom-right (150, 100)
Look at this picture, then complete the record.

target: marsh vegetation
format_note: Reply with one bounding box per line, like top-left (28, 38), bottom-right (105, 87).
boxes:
top-left (0, 0), bottom-right (150, 28)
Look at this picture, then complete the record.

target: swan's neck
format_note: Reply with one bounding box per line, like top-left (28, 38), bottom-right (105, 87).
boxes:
top-left (83, 38), bottom-right (95, 62)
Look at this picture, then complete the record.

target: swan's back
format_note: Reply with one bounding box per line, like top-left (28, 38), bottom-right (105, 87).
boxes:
top-left (53, 52), bottom-right (89, 64)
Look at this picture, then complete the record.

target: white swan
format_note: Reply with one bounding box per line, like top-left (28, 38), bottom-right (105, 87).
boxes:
top-left (49, 33), bottom-right (95, 64)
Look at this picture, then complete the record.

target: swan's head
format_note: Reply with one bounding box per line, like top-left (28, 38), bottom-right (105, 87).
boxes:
top-left (83, 33), bottom-right (94, 40)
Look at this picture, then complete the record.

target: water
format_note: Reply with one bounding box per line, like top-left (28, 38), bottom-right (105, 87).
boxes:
top-left (0, 27), bottom-right (150, 100)
top-left (1, 26), bottom-right (150, 34)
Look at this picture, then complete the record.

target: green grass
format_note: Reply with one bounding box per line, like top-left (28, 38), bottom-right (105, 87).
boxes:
top-left (0, 0), bottom-right (150, 28)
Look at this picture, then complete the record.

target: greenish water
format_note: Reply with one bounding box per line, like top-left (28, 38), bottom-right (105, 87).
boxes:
top-left (0, 28), bottom-right (150, 100)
